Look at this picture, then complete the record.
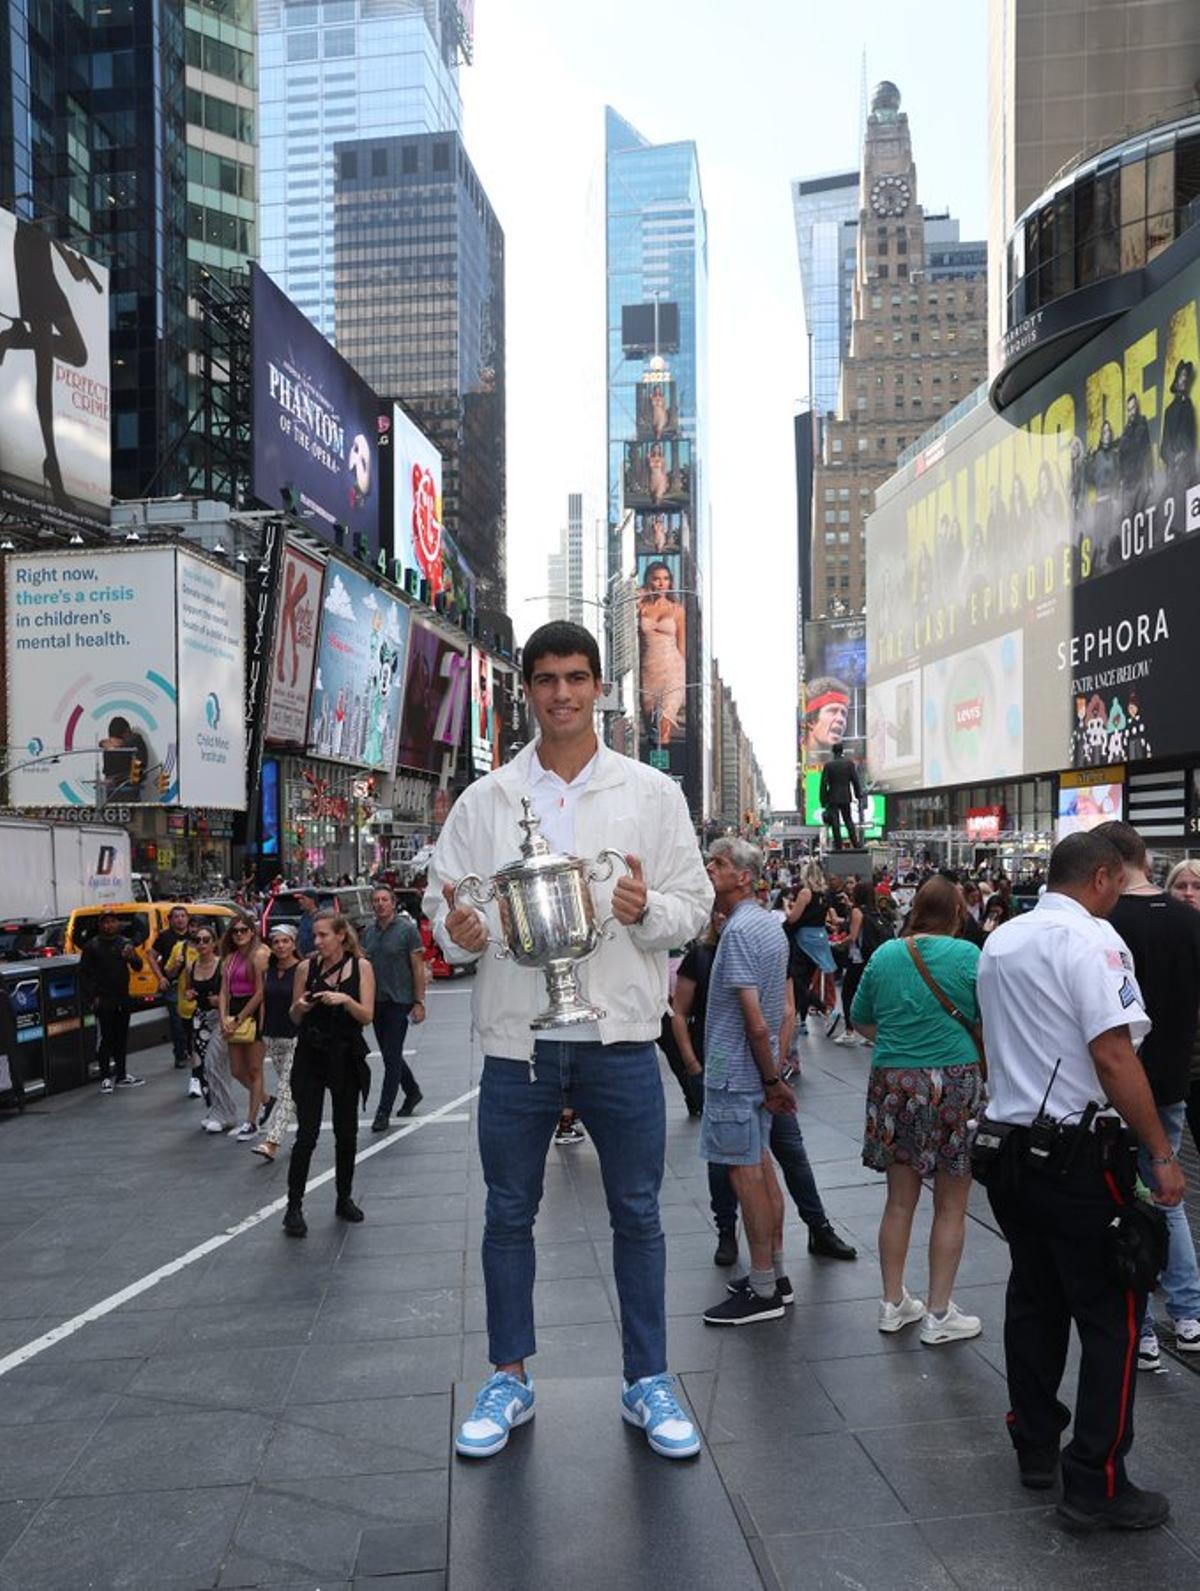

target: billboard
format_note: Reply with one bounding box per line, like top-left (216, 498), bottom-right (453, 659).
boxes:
top-left (469, 646), bottom-right (496, 774)
top-left (308, 562), bottom-right (410, 771)
top-left (801, 771), bottom-right (887, 840)
top-left (866, 246), bottom-right (1200, 791)
top-left (265, 542), bottom-right (323, 746)
top-left (803, 618), bottom-right (867, 771)
top-left (6, 548), bottom-right (246, 808)
top-left (622, 302), bottom-right (680, 355)
top-left (397, 619), bottom-right (469, 774)
top-left (390, 403), bottom-right (456, 605)
top-left (0, 208), bottom-right (110, 525)
top-left (636, 554), bottom-right (688, 769)
top-left (1057, 767), bottom-right (1125, 837)
top-left (250, 265), bottom-right (382, 551)
top-left (175, 551), bottom-right (247, 808)
top-left (624, 439), bottom-right (692, 510)
top-left (636, 378), bottom-right (678, 440)
top-left (635, 511), bottom-right (688, 555)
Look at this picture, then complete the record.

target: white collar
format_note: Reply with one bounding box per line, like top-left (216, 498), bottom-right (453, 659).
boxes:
top-left (531, 749), bottom-right (598, 791)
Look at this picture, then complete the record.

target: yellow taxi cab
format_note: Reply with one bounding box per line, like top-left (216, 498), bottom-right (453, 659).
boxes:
top-left (64, 901), bottom-right (238, 1003)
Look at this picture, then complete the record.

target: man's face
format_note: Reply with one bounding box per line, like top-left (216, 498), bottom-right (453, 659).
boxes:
top-left (706, 853), bottom-right (748, 902)
top-left (169, 908), bottom-right (188, 933)
top-left (297, 894), bottom-right (317, 914)
top-left (1092, 864), bottom-right (1125, 918)
top-left (99, 915), bottom-right (119, 938)
top-left (813, 701), bottom-right (847, 745)
top-left (372, 889), bottom-right (395, 925)
top-left (526, 653), bottom-right (601, 746)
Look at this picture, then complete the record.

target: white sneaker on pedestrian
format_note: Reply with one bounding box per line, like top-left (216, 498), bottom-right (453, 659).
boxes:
top-left (920, 1302), bottom-right (982, 1345)
top-left (1172, 1318), bottom-right (1200, 1353)
top-left (187, 1078), bottom-right (203, 1099)
top-left (878, 1290), bottom-right (925, 1333)
top-left (833, 1031), bottom-right (862, 1046)
top-left (99, 1077), bottom-right (115, 1094)
top-left (202, 1119), bottom-right (226, 1135)
top-left (1138, 1328), bottom-right (1161, 1371)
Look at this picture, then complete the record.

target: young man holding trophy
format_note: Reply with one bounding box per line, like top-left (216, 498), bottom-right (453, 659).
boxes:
top-left (426, 621), bottom-right (713, 1461)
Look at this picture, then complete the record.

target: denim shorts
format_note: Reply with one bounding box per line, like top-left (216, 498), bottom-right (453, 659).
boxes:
top-left (700, 1088), bottom-right (771, 1166)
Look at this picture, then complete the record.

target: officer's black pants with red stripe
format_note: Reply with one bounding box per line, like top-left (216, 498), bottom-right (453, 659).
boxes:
top-left (988, 1151), bottom-right (1146, 1505)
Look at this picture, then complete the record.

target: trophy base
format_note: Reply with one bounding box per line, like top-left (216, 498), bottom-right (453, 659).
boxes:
top-left (530, 962), bottom-right (607, 1031)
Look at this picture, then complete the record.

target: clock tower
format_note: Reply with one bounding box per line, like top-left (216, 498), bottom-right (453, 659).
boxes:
top-left (805, 80), bottom-right (988, 622)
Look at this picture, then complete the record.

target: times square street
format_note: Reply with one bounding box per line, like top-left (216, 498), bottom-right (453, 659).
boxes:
top-left (6, 989), bottom-right (1200, 1589)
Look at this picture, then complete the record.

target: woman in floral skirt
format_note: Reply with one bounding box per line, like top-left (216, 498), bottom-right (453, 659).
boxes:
top-left (852, 875), bottom-right (984, 1346)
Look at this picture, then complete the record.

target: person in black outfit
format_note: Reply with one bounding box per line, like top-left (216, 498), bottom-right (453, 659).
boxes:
top-left (99, 716), bottom-right (150, 803)
top-left (1159, 359), bottom-right (1196, 503)
top-left (818, 743), bottom-right (864, 850)
top-left (79, 911), bottom-right (145, 1092)
top-left (284, 912), bottom-right (376, 1236)
top-left (1097, 821), bottom-right (1200, 1364)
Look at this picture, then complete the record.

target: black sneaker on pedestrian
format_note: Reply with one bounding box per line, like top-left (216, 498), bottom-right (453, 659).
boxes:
top-left (282, 1204), bottom-right (307, 1238)
top-left (808, 1222), bottom-right (858, 1261)
top-left (258, 1095), bottom-right (276, 1127)
top-left (713, 1225), bottom-right (738, 1267)
top-left (173, 1055), bottom-right (187, 1070)
top-left (1016, 1445), bottom-right (1060, 1491)
top-left (370, 1113), bottom-right (389, 1133)
top-left (397, 1089), bottom-right (423, 1118)
top-left (336, 1197), bottom-right (365, 1222)
top-left (704, 1286), bottom-right (785, 1326)
top-left (1057, 1484), bottom-right (1170, 1531)
top-left (727, 1274), bottom-right (794, 1306)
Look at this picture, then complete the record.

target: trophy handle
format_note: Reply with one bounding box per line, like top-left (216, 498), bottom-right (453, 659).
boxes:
top-left (451, 875), bottom-right (510, 959)
top-left (588, 848), bottom-right (633, 885)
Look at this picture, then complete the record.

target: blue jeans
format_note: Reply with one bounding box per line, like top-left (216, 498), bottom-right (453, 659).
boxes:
top-left (373, 1001), bottom-right (416, 1117)
top-left (1140, 1101), bottom-right (1200, 1325)
top-left (708, 1109), bottom-right (828, 1231)
top-left (479, 1040), bottom-right (666, 1383)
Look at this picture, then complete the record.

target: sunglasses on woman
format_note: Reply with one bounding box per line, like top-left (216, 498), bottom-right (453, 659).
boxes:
top-left (232, 925), bottom-right (252, 935)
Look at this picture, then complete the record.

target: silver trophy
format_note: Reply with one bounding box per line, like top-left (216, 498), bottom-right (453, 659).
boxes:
top-left (454, 798), bottom-right (632, 1029)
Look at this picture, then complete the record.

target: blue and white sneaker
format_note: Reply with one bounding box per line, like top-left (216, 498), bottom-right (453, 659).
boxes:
top-left (455, 1372), bottom-right (535, 1458)
top-left (621, 1374), bottom-right (701, 1459)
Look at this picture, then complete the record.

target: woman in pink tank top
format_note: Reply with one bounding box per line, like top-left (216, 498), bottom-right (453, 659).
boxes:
top-left (219, 914), bottom-right (269, 1142)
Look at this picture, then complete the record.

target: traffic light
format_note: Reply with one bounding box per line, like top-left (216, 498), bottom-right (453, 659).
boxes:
top-left (130, 755), bottom-right (143, 786)
top-left (157, 767), bottom-right (169, 795)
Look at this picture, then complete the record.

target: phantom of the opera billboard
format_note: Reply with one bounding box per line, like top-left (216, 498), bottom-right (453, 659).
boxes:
top-left (867, 248), bottom-right (1200, 793)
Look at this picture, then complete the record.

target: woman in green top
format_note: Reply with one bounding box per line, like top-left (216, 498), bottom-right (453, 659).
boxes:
top-left (851, 876), bottom-right (984, 1346)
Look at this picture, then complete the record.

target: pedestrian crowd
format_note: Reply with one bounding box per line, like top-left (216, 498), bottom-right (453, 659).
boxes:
top-left (46, 616), bottom-right (1200, 1533)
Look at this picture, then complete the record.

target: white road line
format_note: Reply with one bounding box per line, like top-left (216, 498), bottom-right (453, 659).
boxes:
top-left (0, 1085), bottom-right (481, 1381)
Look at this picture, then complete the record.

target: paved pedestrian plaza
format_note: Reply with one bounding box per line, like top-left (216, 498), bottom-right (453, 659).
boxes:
top-left (5, 985), bottom-right (1200, 1589)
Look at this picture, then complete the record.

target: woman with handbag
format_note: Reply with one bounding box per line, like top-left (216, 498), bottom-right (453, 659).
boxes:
top-left (851, 875), bottom-right (985, 1345)
top-left (283, 912), bottom-right (376, 1237)
top-left (218, 916), bottom-right (270, 1142)
top-left (784, 862), bottom-right (840, 1036)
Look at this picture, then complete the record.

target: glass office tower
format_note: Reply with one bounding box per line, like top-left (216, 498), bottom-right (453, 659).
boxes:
top-left (605, 105), bottom-right (710, 818)
top-left (0, 0), bottom-right (191, 502)
top-left (791, 170), bottom-right (859, 418)
top-left (258, 0), bottom-right (462, 340)
top-left (334, 130), bottom-right (505, 607)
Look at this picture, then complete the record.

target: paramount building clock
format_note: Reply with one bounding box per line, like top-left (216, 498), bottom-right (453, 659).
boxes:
top-left (870, 174), bottom-right (911, 216)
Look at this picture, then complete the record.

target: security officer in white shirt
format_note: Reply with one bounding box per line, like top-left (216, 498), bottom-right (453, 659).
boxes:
top-left (976, 830), bottom-right (1185, 1531)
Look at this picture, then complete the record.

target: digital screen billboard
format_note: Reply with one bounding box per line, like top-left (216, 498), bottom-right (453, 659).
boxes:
top-left (636, 378), bottom-right (678, 440)
top-left (803, 618), bottom-right (867, 773)
top-left (264, 541), bottom-right (323, 747)
top-left (390, 403), bottom-right (447, 596)
top-left (635, 511), bottom-right (688, 554)
top-left (308, 561), bottom-right (410, 771)
top-left (1057, 768), bottom-right (1125, 838)
top-left (0, 208), bottom-right (110, 526)
top-left (801, 772), bottom-right (887, 839)
top-left (397, 619), bottom-right (469, 774)
top-left (469, 646), bottom-right (496, 775)
top-left (622, 302), bottom-right (680, 354)
top-left (624, 439), bottom-right (692, 510)
top-left (867, 247), bottom-right (1200, 791)
top-left (250, 264), bottom-right (382, 552)
top-left (6, 548), bottom-right (246, 809)
top-left (636, 553), bottom-right (688, 774)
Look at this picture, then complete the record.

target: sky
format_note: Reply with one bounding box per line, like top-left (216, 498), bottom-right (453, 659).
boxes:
top-left (461, 0), bottom-right (989, 809)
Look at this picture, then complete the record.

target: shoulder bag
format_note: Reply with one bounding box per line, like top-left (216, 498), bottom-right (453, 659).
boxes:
top-left (905, 936), bottom-right (987, 1080)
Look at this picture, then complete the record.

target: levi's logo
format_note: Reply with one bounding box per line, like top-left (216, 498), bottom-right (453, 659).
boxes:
top-left (954, 697), bottom-right (983, 731)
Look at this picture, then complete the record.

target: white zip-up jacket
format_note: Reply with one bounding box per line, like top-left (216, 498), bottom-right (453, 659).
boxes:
top-left (423, 740), bottom-right (713, 1061)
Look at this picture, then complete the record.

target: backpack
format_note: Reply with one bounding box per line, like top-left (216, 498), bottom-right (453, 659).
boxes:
top-left (858, 910), bottom-right (893, 964)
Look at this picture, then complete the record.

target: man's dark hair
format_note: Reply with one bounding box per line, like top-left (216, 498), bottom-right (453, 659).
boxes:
top-left (831, 742), bottom-right (844, 756)
top-left (521, 622), bottom-right (602, 685)
top-left (1091, 819), bottom-right (1148, 870)
top-left (1047, 830), bottom-right (1125, 888)
top-left (107, 716), bottom-right (131, 737)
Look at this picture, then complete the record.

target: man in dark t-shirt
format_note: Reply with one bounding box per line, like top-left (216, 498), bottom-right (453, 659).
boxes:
top-left (150, 905), bottom-right (191, 1069)
top-left (80, 911), bottom-right (145, 1093)
top-left (1099, 821), bottom-right (1200, 1367)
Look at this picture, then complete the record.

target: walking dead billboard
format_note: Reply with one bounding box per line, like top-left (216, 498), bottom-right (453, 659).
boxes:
top-left (867, 246), bottom-right (1200, 792)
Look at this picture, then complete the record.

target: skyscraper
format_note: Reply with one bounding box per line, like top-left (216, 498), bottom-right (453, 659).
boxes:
top-left (807, 83), bottom-right (988, 618)
top-left (0, 0), bottom-right (191, 503)
top-left (333, 130), bottom-right (505, 607)
top-left (545, 492), bottom-right (602, 631)
top-left (257, 0), bottom-right (464, 341)
top-left (987, 0), bottom-right (1200, 367)
top-left (605, 105), bottom-right (710, 818)
top-left (791, 171), bottom-right (859, 417)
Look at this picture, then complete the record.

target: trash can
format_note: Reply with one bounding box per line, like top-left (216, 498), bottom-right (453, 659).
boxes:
top-left (42, 957), bottom-right (86, 1093)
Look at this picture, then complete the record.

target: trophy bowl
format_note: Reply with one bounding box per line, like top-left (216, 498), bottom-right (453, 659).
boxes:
top-left (454, 798), bottom-right (631, 1029)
